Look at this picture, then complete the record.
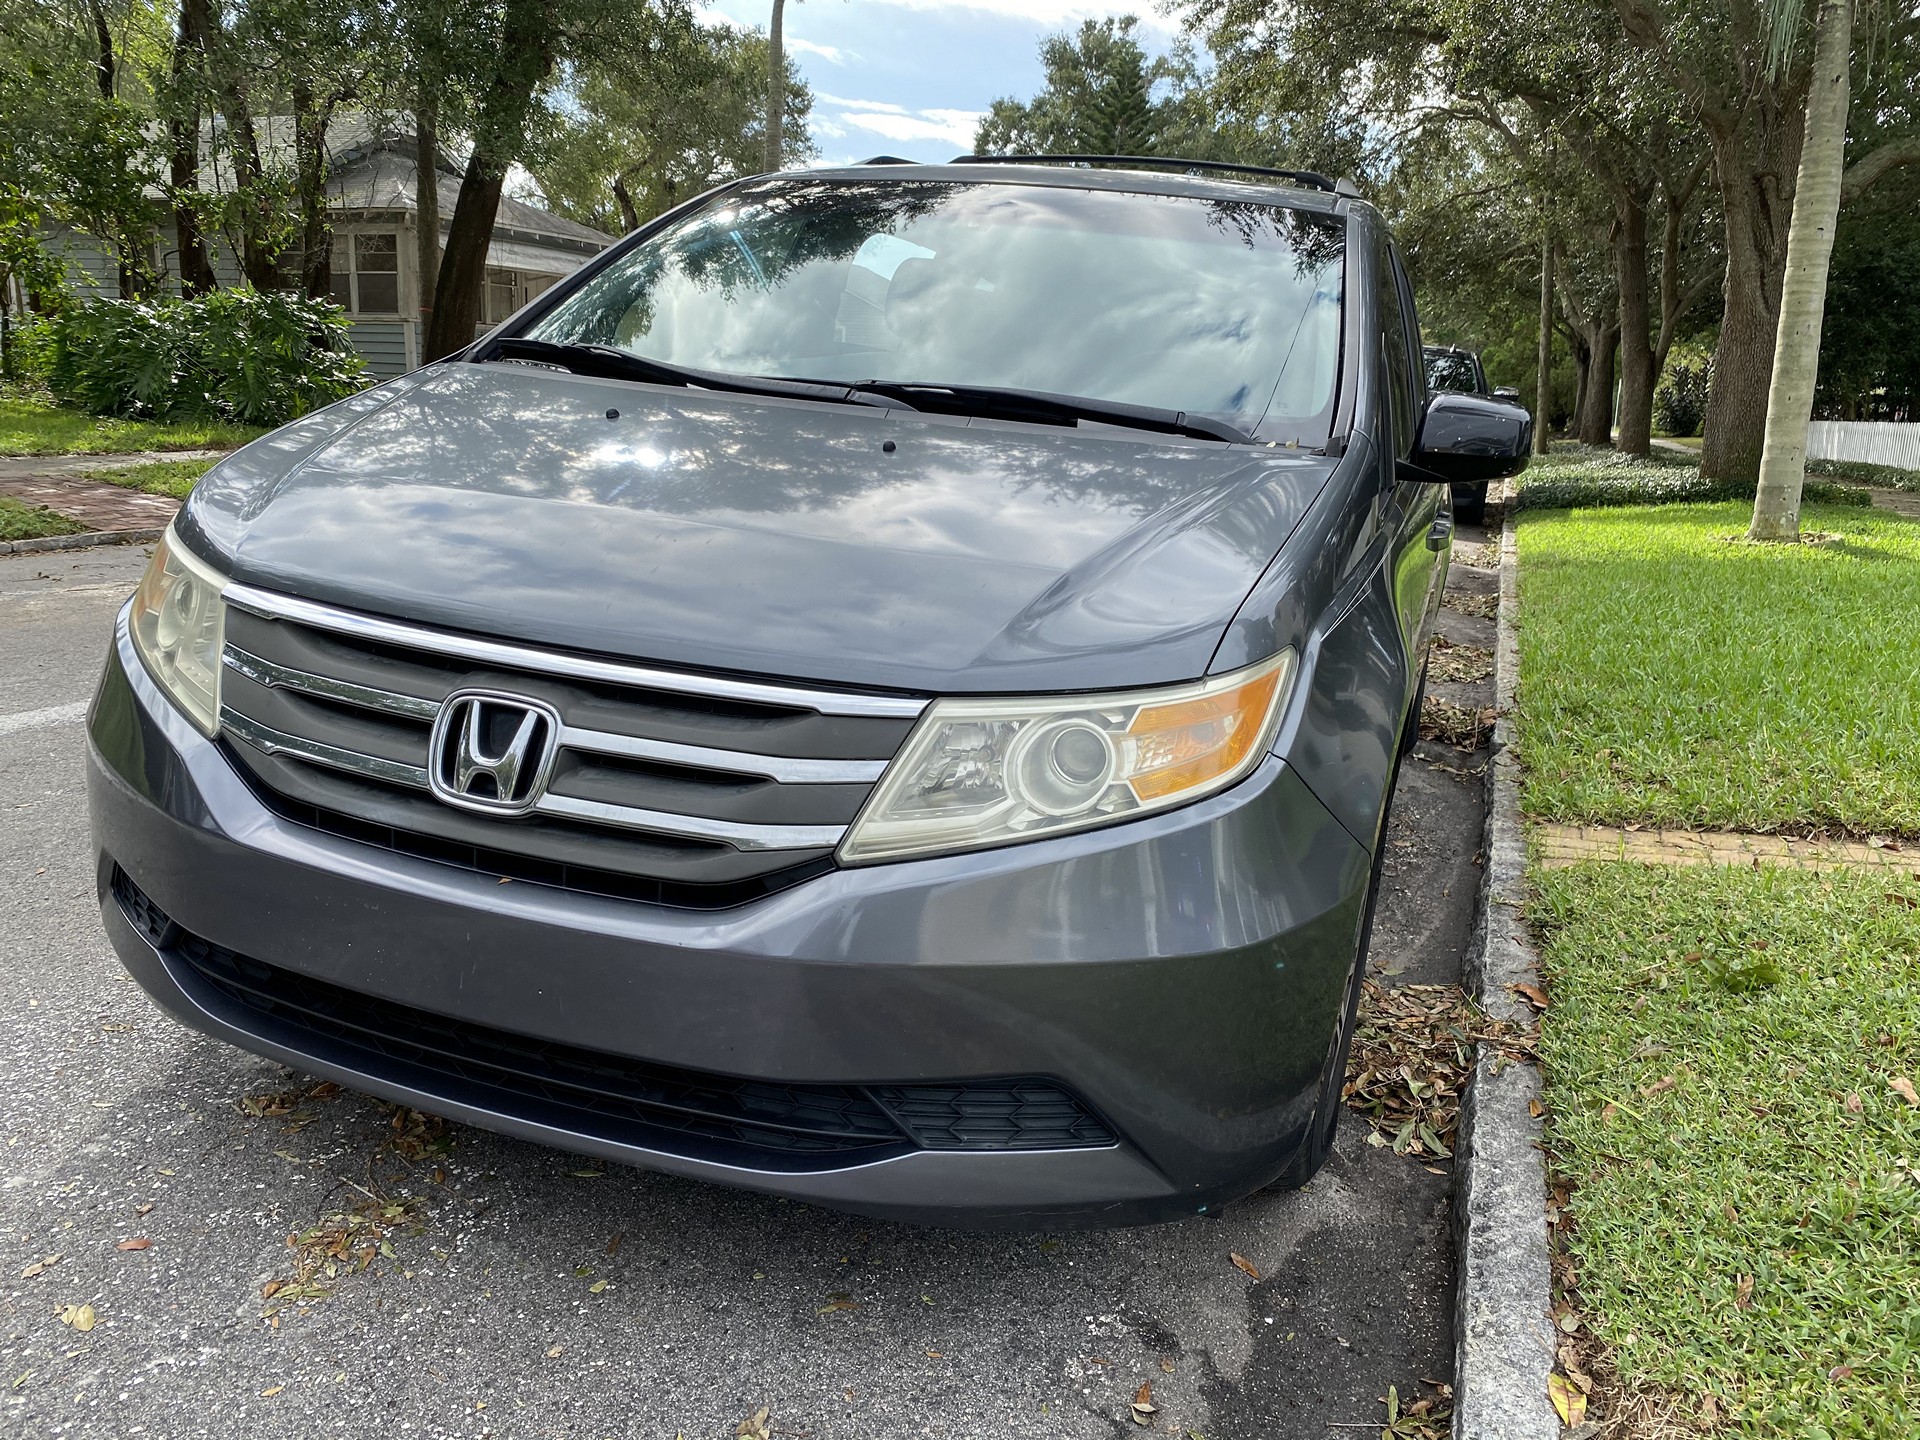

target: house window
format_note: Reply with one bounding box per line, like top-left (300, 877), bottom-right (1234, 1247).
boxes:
top-left (484, 267), bottom-right (562, 324)
top-left (328, 231), bottom-right (401, 315)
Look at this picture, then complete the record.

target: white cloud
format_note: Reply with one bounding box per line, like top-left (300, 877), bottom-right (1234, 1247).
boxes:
top-left (836, 108), bottom-right (984, 149)
top-left (817, 93), bottom-right (910, 116)
top-left (788, 37), bottom-right (854, 63)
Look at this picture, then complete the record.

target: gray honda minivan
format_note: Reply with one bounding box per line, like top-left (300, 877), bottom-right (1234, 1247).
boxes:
top-left (88, 157), bottom-right (1529, 1226)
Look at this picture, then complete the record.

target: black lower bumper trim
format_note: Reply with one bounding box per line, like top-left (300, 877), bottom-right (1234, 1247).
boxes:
top-left (110, 867), bottom-right (1116, 1168)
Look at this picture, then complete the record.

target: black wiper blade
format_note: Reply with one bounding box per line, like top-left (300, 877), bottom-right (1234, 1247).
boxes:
top-left (482, 337), bottom-right (890, 407)
top-left (848, 380), bottom-right (1252, 444)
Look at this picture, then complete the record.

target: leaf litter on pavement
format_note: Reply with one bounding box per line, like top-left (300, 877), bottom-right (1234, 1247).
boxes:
top-left (1342, 981), bottom-right (1535, 1161)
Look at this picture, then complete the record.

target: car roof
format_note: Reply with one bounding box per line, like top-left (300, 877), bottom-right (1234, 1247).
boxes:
top-left (774, 159), bottom-right (1351, 217)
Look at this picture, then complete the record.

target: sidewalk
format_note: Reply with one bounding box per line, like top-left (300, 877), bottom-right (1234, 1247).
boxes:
top-left (0, 449), bottom-right (216, 535)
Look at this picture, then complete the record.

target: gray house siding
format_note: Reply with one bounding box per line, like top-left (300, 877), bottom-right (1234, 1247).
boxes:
top-left (345, 320), bottom-right (410, 378)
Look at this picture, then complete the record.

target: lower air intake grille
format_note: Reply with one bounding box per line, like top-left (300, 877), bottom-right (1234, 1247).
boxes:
top-left (111, 868), bottom-right (1116, 1163)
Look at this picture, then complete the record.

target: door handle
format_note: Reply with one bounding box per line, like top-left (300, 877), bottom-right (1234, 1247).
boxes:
top-left (1427, 511), bottom-right (1453, 550)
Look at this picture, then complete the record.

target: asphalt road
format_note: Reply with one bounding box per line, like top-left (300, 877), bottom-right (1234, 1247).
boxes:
top-left (0, 536), bottom-right (1495, 1440)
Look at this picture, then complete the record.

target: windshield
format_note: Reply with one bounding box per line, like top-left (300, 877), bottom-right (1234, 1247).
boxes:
top-left (1424, 349), bottom-right (1482, 395)
top-left (525, 178), bottom-right (1347, 446)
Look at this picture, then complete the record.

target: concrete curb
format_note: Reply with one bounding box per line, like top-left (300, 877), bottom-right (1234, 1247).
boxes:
top-left (0, 527), bottom-right (163, 556)
top-left (1452, 492), bottom-right (1559, 1440)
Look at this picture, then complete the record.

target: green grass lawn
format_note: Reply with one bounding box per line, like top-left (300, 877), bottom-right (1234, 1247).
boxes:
top-left (0, 392), bottom-right (265, 457)
top-left (1516, 503), bottom-right (1920, 837)
top-left (0, 494), bottom-right (90, 542)
top-left (1535, 861), bottom-right (1920, 1437)
top-left (81, 457), bottom-right (217, 499)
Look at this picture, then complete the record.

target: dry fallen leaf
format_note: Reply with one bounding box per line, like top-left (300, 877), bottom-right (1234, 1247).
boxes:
top-left (1512, 983), bottom-right (1549, 1011)
top-left (925, 1349), bottom-right (944, 1359)
top-left (1130, 1379), bottom-right (1157, 1424)
top-left (135, 1203), bottom-right (155, 1217)
top-left (1890, 1076), bottom-right (1919, 1108)
top-left (58, 1304), bottom-right (96, 1332)
top-left (1158, 1358), bottom-right (1176, 1374)
top-left (1546, 1372), bottom-right (1585, 1427)
top-left (587, 1279), bottom-right (609, 1294)
top-left (115, 1238), bottom-right (151, 1252)
top-left (260, 1385), bottom-right (285, 1398)
top-left (20, 1255), bottom-right (61, 1280)
top-left (1736, 1274), bottom-right (1754, 1310)
top-left (1844, 1092), bottom-right (1864, 1114)
top-left (1229, 1252), bottom-right (1261, 1281)
top-left (606, 1232), bottom-right (624, 1255)
top-left (545, 1345), bottom-right (564, 1359)
top-left (1828, 1364), bottom-right (1854, 1381)
top-left (735, 1406), bottom-right (773, 1440)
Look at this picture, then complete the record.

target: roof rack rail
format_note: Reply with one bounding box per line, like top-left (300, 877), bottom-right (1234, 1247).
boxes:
top-left (948, 154), bottom-right (1354, 195)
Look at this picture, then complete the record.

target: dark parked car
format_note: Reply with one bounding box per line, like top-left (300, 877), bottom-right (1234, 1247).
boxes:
top-left (90, 157), bottom-right (1529, 1227)
top-left (1422, 343), bottom-right (1526, 524)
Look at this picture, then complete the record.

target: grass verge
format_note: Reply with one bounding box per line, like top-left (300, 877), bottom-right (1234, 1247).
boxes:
top-left (1535, 860), bottom-right (1920, 1437)
top-left (1516, 502), bottom-right (1920, 838)
top-left (0, 494), bottom-right (90, 542)
top-left (80, 457), bottom-right (216, 499)
top-left (0, 391), bottom-right (264, 457)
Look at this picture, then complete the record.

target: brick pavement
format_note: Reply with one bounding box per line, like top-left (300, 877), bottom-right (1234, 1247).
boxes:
top-left (0, 473), bottom-right (180, 532)
top-left (1535, 822), bottom-right (1913, 874)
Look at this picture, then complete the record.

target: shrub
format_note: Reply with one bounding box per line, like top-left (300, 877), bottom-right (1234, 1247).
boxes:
top-left (1652, 345), bottom-right (1712, 437)
top-left (1515, 451), bottom-right (1872, 513)
top-left (1806, 455), bottom-right (1920, 492)
top-left (46, 290), bottom-right (365, 428)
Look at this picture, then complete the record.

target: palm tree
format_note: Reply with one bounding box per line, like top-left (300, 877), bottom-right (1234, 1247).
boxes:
top-left (1748, 0), bottom-right (1854, 541)
top-left (763, 0), bottom-right (787, 173)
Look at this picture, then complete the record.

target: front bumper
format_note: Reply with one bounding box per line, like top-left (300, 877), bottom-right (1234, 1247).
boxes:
top-left (88, 612), bottom-right (1370, 1227)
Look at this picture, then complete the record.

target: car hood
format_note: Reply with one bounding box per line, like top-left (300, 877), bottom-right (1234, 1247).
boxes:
top-left (182, 362), bottom-right (1338, 695)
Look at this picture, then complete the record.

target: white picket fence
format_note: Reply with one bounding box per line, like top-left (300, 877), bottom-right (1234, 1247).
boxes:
top-left (1806, 420), bottom-right (1920, 469)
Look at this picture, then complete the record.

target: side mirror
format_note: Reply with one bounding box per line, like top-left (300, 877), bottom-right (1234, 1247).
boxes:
top-left (1404, 391), bottom-right (1533, 483)
top-left (1492, 385), bottom-right (1521, 401)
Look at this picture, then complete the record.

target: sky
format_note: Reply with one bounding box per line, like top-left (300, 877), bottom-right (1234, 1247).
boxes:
top-left (696, 0), bottom-right (1183, 167)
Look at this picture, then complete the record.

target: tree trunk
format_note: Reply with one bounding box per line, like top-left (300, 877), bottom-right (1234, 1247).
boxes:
top-left (1614, 186), bottom-right (1655, 454)
top-left (611, 173), bottom-right (641, 232)
top-left (415, 92), bottom-right (441, 342)
top-left (428, 149), bottom-right (507, 359)
top-left (293, 82), bottom-right (334, 299)
top-left (1578, 322), bottom-right (1619, 446)
top-left (1535, 230), bottom-right (1554, 453)
top-left (220, 93), bottom-right (282, 290)
top-left (87, 0), bottom-right (115, 98)
top-left (1569, 330), bottom-right (1590, 433)
top-left (1699, 89), bottom-right (1808, 482)
top-left (1750, 0), bottom-right (1853, 541)
top-left (168, 0), bottom-right (218, 296)
top-left (424, 0), bottom-right (555, 360)
top-left (764, 0), bottom-right (787, 172)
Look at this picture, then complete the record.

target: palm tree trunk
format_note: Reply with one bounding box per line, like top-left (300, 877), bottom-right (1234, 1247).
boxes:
top-left (764, 0), bottom-right (787, 172)
top-left (1750, 0), bottom-right (1852, 541)
top-left (1535, 230), bottom-right (1554, 454)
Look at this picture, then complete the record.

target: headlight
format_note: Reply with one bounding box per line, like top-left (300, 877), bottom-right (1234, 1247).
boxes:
top-left (128, 528), bottom-right (228, 735)
top-left (838, 650), bottom-right (1297, 864)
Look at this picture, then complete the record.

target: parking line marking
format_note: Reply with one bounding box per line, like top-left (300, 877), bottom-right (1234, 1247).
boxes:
top-left (0, 701), bottom-right (89, 738)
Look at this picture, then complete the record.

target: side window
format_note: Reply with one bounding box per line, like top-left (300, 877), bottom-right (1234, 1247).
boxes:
top-left (1376, 234), bottom-right (1415, 458)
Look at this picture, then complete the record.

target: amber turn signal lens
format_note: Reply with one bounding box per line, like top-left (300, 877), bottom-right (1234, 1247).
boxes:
top-left (1125, 667), bottom-right (1287, 801)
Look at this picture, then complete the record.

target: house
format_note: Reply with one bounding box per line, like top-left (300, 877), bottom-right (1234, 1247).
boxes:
top-left (37, 118), bottom-right (617, 378)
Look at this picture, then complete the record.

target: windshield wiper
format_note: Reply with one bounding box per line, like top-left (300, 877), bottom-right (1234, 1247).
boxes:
top-left (846, 381), bottom-right (1253, 445)
top-left (481, 337), bottom-right (891, 408)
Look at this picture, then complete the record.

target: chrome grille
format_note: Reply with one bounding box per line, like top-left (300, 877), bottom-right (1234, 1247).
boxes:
top-left (216, 586), bottom-right (922, 904)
